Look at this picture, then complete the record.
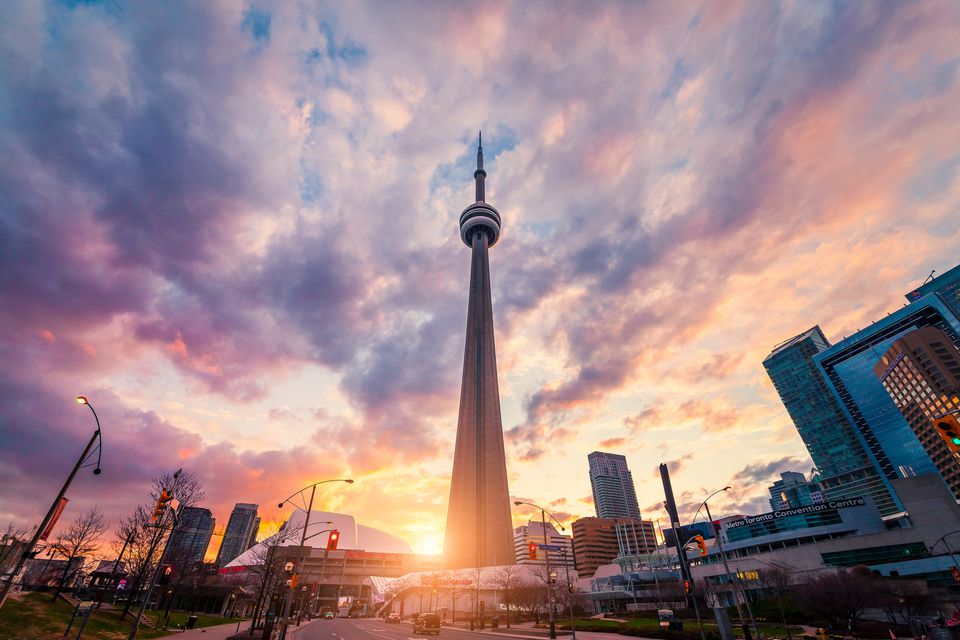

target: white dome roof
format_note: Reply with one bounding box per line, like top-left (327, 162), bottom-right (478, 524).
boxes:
top-left (223, 510), bottom-right (412, 570)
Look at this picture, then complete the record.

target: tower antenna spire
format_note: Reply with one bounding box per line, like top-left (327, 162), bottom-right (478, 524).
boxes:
top-left (475, 131), bottom-right (486, 202)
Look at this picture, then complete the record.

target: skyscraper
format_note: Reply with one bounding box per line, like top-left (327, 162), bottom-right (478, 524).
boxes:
top-left (906, 263), bottom-right (960, 319)
top-left (874, 326), bottom-right (960, 497)
top-left (571, 517), bottom-right (655, 578)
top-left (588, 451), bottom-right (641, 519)
top-left (513, 520), bottom-right (574, 568)
top-left (167, 507), bottom-right (215, 565)
top-left (763, 327), bottom-right (896, 513)
top-left (216, 503), bottom-right (259, 567)
top-left (767, 471), bottom-right (823, 511)
top-left (443, 135), bottom-right (514, 569)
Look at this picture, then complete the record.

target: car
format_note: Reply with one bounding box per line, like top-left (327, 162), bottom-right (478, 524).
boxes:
top-left (324, 611), bottom-right (335, 620)
top-left (386, 613), bottom-right (401, 624)
top-left (413, 613), bottom-right (441, 635)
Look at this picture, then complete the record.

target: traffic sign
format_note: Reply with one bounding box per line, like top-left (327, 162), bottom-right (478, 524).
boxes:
top-left (538, 544), bottom-right (563, 551)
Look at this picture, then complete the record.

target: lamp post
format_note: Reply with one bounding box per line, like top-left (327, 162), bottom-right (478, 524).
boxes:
top-left (696, 487), bottom-right (761, 640)
top-left (0, 396), bottom-right (104, 609)
top-left (514, 500), bottom-right (567, 640)
top-left (276, 479), bottom-right (353, 640)
top-left (931, 531), bottom-right (960, 572)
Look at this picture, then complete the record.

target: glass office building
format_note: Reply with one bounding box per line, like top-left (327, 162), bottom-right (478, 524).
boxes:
top-left (813, 294), bottom-right (960, 508)
top-left (763, 327), bottom-right (897, 514)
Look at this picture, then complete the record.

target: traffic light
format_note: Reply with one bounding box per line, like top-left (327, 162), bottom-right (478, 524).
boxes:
top-left (951, 566), bottom-right (960, 584)
top-left (693, 535), bottom-right (707, 556)
top-left (152, 489), bottom-right (173, 523)
top-left (934, 415), bottom-right (960, 453)
top-left (528, 542), bottom-right (537, 560)
top-left (683, 579), bottom-right (692, 595)
top-left (291, 574), bottom-right (299, 588)
top-left (158, 565), bottom-right (173, 585)
top-left (327, 530), bottom-right (340, 551)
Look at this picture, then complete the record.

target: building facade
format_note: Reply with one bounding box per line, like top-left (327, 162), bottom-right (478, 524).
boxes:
top-left (907, 263), bottom-right (960, 320)
top-left (690, 475), bottom-right (960, 605)
top-left (767, 471), bottom-right (824, 511)
top-left (444, 136), bottom-right (515, 568)
top-left (588, 452), bottom-right (641, 519)
top-left (169, 506), bottom-right (215, 565)
top-left (216, 503), bottom-right (259, 567)
top-left (513, 520), bottom-right (574, 568)
top-left (763, 326), bottom-right (896, 513)
top-left (874, 326), bottom-right (960, 498)
top-left (572, 517), bottom-right (655, 578)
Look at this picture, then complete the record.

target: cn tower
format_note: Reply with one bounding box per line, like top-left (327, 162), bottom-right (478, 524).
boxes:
top-left (443, 134), bottom-right (515, 568)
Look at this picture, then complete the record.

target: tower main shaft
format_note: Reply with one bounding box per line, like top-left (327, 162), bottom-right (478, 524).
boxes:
top-left (443, 135), bottom-right (514, 568)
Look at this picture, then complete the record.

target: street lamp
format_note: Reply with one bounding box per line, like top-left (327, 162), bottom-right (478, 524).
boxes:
top-left (514, 500), bottom-right (574, 640)
top-left (930, 530), bottom-right (960, 572)
top-left (276, 479), bottom-right (353, 640)
top-left (0, 396), bottom-right (104, 608)
top-left (695, 487), bottom-right (761, 640)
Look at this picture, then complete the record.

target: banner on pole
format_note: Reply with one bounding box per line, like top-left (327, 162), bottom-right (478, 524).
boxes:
top-left (40, 497), bottom-right (69, 541)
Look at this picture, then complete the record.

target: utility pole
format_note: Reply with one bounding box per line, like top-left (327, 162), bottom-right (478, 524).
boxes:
top-left (659, 464), bottom-right (706, 640)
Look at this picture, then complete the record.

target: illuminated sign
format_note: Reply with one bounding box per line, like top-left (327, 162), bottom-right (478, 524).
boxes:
top-left (725, 497), bottom-right (865, 530)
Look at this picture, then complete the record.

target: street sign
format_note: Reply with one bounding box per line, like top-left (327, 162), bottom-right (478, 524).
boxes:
top-left (539, 544), bottom-right (563, 551)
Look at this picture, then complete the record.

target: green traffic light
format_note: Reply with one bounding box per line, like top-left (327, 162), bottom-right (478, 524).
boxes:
top-left (952, 437), bottom-right (960, 445)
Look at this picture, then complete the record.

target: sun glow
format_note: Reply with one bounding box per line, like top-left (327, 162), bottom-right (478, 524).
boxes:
top-left (414, 533), bottom-right (444, 556)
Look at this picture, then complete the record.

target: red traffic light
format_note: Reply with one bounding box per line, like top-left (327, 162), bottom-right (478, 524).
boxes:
top-left (327, 529), bottom-right (340, 551)
top-left (528, 542), bottom-right (537, 560)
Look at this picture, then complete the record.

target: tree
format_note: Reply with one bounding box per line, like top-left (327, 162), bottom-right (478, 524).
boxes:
top-left (0, 522), bottom-right (30, 572)
top-left (491, 565), bottom-right (521, 627)
top-left (758, 566), bottom-right (795, 640)
top-left (795, 566), bottom-right (882, 636)
top-left (49, 507), bottom-right (108, 601)
top-left (876, 578), bottom-right (931, 627)
top-left (115, 469), bottom-right (205, 618)
top-left (443, 569), bottom-right (467, 623)
top-left (513, 580), bottom-right (547, 621)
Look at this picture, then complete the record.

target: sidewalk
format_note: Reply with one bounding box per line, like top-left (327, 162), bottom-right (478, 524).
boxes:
top-left (162, 619), bottom-right (252, 639)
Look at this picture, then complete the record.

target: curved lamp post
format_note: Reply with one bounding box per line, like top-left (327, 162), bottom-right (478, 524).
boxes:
top-left (0, 396), bottom-right (104, 608)
top-left (694, 487), bottom-right (760, 640)
top-left (514, 500), bottom-right (574, 640)
top-left (276, 479), bottom-right (353, 639)
top-left (930, 530), bottom-right (960, 572)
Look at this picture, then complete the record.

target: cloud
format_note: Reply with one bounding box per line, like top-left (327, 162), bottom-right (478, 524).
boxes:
top-left (1, 0), bottom-right (958, 550)
top-left (735, 457), bottom-right (805, 483)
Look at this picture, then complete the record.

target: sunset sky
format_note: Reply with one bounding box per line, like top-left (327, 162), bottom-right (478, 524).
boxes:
top-left (2, 1), bottom-right (960, 560)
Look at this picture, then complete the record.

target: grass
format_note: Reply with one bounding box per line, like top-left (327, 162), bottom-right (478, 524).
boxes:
top-left (0, 592), bottom-right (245, 639)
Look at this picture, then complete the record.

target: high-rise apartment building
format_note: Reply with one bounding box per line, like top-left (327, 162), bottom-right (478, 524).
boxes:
top-left (763, 326), bottom-right (897, 513)
top-left (247, 516), bottom-right (261, 550)
top-left (571, 517), bottom-right (655, 578)
top-left (168, 507), bottom-right (215, 565)
top-left (874, 326), bottom-right (960, 497)
top-left (767, 472), bottom-right (824, 511)
top-left (216, 503), bottom-right (259, 567)
top-left (513, 520), bottom-right (574, 568)
top-left (588, 452), bottom-right (641, 520)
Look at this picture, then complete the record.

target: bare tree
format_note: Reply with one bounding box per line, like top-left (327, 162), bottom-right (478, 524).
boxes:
top-left (759, 566), bottom-right (795, 640)
top-left (0, 521), bottom-right (30, 571)
top-left (49, 507), bottom-right (108, 601)
top-left (513, 580), bottom-right (547, 621)
top-left (795, 566), bottom-right (882, 636)
top-left (876, 578), bottom-right (931, 627)
top-left (491, 565), bottom-right (521, 627)
top-left (116, 469), bottom-right (206, 618)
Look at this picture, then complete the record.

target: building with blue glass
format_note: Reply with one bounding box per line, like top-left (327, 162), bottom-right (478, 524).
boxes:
top-left (763, 327), bottom-right (897, 514)
top-left (767, 471), bottom-right (824, 511)
top-left (812, 293), bottom-right (960, 509)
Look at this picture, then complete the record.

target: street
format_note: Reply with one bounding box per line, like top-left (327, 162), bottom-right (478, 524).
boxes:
top-left (292, 618), bottom-right (551, 640)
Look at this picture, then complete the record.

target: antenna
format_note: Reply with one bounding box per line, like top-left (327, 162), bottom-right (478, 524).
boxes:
top-left (924, 270), bottom-right (936, 284)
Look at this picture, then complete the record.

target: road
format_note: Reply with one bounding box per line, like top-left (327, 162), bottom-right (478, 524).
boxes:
top-left (292, 618), bottom-right (550, 640)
